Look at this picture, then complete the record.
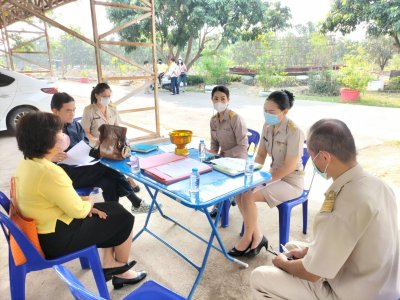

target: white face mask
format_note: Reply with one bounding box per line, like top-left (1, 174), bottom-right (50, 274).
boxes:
top-left (213, 102), bottom-right (228, 113)
top-left (100, 97), bottom-right (110, 106)
top-left (312, 152), bottom-right (330, 180)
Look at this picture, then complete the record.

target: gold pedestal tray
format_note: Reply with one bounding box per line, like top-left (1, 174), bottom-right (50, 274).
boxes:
top-left (169, 130), bottom-right (193, 156)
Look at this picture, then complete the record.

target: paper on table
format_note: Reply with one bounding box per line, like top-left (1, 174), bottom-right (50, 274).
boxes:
top-left (155, 158), bottom-right (208, 178)
top-left (158, 144), bottom-right (176, 153)
top-left (61, 140), bottom-right (98, 166)
top-left (209, 157), bottom-right (246, 172)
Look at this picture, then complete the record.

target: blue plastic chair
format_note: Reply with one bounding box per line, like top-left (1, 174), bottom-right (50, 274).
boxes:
top-left (238, 144), bottom-right (314, 252)
top-left (125, 280), bottom-right (187, 300)
top-left (53, 265), bottom-right (106, 300)
top-left (276, 145), bottom-right (314, 251)
top-left (247, 128), bottom-right (260, 151)
top-left (53, 265), bottom-right (186, 300)
top-left (0, 191), bottom-right (110, 300)
top-left (220, 128), bottom-right (260, 228)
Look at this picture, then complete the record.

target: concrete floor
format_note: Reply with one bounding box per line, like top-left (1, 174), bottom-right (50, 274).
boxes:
top-left (0, 82), bottom-right (399, 299)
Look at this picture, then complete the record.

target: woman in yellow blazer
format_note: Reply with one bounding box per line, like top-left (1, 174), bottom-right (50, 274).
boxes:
top-left (15, 112), bottom-right (146, 289)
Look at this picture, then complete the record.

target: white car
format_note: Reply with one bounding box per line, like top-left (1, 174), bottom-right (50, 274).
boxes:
top-left (0, 69), bottom-right (58, 133)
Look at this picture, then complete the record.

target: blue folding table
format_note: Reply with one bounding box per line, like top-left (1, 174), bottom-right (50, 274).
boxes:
top-left (101, 148), bottom-right (271, 299)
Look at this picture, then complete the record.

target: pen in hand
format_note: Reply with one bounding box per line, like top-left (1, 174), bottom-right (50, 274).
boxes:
top-left (267, 245), bottom-right (278, 256)
top-left (280, 244), bottom-right (294, 260)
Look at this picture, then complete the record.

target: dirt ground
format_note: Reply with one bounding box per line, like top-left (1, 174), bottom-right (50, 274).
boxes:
top-left (358, 143), bottom-right (400, 187)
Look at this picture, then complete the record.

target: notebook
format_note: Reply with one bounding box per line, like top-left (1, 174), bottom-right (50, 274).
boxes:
top-left (209, 157), bottom-right (263, 176)
top-left (130, 143), bottom-right (158, 153)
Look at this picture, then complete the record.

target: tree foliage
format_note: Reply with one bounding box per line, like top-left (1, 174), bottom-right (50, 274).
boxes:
top-left (107, 0), bottom-right (291, 70)
top-left (322, 0), bottom-right (400, 51)
top-left (363, 36), bottom-right (397, 71)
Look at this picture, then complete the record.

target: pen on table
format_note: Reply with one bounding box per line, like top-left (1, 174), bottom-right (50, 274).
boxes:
top-left (280, 244), bottom-right (294, 260)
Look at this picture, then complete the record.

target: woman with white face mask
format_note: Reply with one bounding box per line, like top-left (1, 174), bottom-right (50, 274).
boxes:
top-left (228, 90), bottom-right (305, 258)
top-left (208, 85), bottom-right (249, 217)
top-left (81, 83), bottom-right (144, 197)
top-left (81, 83), bottom-right (119, 147)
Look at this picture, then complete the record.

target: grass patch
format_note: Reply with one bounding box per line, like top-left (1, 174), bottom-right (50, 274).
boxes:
top-left (384, 140), bottom-right (400, 146)
top-left (298, 92), bottom-right (400, 108)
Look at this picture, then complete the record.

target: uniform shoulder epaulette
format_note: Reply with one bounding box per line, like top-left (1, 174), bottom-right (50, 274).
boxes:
top-left (320, 190), bottom-right (336, 213)
top-left (228, 110), bottom-right (237, 119)
top-left (109, 103), bottom-right (117, 109)
top-left (287, 119), bottom-right (297, 130)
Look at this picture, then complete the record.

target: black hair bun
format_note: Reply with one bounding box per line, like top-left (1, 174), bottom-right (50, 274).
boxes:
top-left (282, 89), bottom-right (294, 108)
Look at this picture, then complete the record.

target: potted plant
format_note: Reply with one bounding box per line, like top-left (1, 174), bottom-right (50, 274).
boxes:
top-left (79, 69), bottom-right (89, 83)
top-left (338, 49), bottom-right (373, 102)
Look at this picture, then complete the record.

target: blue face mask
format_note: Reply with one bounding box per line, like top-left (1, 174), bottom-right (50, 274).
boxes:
top-left (264, 112), bottom-right (280, 125)
top-left (312, 152), bottom-right (330, 179)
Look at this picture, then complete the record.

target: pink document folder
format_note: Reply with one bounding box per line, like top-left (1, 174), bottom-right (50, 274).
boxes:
top-left (139, 153), bottom-right (212, 184)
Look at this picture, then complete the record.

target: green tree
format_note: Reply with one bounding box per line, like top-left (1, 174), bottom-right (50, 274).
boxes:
top-left (363, 36), bottom-right (397, 71)
top-left (322, 0), bottom-right (400, 51)
top-left (107, 0), bottom-right (291, 70)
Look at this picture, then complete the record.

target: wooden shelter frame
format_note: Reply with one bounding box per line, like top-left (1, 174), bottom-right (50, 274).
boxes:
top-left (0, 0), bottom-right (160, 140)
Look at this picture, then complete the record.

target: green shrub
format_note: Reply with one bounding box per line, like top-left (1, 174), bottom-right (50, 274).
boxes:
top-left (386, 76), bottom-right (400, 90)
top-left (308, 71), bottom-right (340, 96)
top-left (187, 75), bottom-right (205, 86)
top-left (197, 51), bottom-right (232, 85)
top-left (229, 74), bottom-right (242, 82)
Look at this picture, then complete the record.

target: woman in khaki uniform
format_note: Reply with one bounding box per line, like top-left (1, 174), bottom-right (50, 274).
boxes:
top-left (81, 83), bottom-right (120, 146)
top-left (229, 90), bottom-right (305, 258)
top-left (208, 85), bottom-right (249, 217)
top-left (81, 83), bottom-right (152, 213)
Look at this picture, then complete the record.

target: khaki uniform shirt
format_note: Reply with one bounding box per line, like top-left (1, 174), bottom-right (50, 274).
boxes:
top-left (303, 164), bottom-right (399, 300)
top-left (81, 104), bottom-right (120, 138)
top-left (258, 116), bottom-right (304, 187)
top-left (210, 109), bottom-right (248, 159)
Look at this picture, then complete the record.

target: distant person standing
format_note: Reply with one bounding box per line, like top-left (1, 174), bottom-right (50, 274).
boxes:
top-left (157, 59), bottom-right (168, 86)
top-left (177, 58), bottom-right (188, 92)
top-left (167, 58), bottom-right (180, 95)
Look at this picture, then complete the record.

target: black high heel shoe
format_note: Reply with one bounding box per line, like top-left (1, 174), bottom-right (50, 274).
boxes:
top-left (246, 236), bottom-right (268, 258)
top-left (112, 270), bottom-right (147, 289)
top-left (103, 260), bottom-right (136, 282)
top-left (228, 241), bottom-right (252, 257)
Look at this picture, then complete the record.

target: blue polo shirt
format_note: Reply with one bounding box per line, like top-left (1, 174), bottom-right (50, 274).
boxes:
top-left (63, 120), bottom-right (89, 151)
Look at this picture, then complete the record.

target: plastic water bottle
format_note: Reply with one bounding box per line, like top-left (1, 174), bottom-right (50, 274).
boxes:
top-left (245, 154), bottom-right (255, 177)
top-left (130, 152), bottom-right (140, 174)
top-left (190, 168), bottom-right (200, 192)
top-left (198, 139), bottom-right (206, 161)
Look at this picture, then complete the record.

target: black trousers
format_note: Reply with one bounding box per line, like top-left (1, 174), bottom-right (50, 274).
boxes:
top-left (59, 162), bottom-right (140, 206)
top-left (39, 202), bottom-right (134, 259)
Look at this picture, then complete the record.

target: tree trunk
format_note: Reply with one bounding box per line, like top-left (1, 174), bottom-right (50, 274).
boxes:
top-left (185, 37), bottom-right (193, 66)
top-left (391, 33), bottom-right (400, 52)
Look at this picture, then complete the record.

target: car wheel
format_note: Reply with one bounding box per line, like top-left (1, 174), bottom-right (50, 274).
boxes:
top-left (162, 84), bottom-right (171, 91)
top-left (7, 107), bottom-right (36, 134)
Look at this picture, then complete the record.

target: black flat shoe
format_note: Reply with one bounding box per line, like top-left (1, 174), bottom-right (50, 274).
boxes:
top-left (209, 206), bottom-right (218, 218)
top-left (103, 260), bottom-right (136, 282)
top-left (247, 236), bottom-right (268, 258)
top-left (228, 242), bottom-right (252, 257)
top-left (112, 271), bottom-right (147, 289)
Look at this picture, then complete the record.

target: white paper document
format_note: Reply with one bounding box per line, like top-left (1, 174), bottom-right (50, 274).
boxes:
top-left (60, 141), bottom-right (98, 166)
top-left (209, 157), bottom-right (246, 172)
top-left (156, 158), bottom-right (207, 178)
top-left (158, 144), bottom-right (176, 153)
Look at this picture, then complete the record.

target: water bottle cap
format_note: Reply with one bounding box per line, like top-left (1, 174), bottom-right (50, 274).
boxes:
top-left (248, 154), bottom-right (254, 158)
top-left (192, 168), bottom-right (198, 172)
top-left (200, 139), bottom-right (204, 142)
top-left (131, 151), bottom-right (137, 156)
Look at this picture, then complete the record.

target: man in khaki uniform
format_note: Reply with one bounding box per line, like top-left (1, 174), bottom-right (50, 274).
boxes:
top-left (210, 108), bottom-right (248, 159)
top-left (251, 119), bottom-right (399, 300)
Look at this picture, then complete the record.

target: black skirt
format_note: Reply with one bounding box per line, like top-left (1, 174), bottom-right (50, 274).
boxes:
top-left (38, 202), bottom-right (134, 259)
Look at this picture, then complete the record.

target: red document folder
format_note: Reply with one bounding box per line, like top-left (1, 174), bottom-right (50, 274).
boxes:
top-left (139, 153), bottom-right (212, 184)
